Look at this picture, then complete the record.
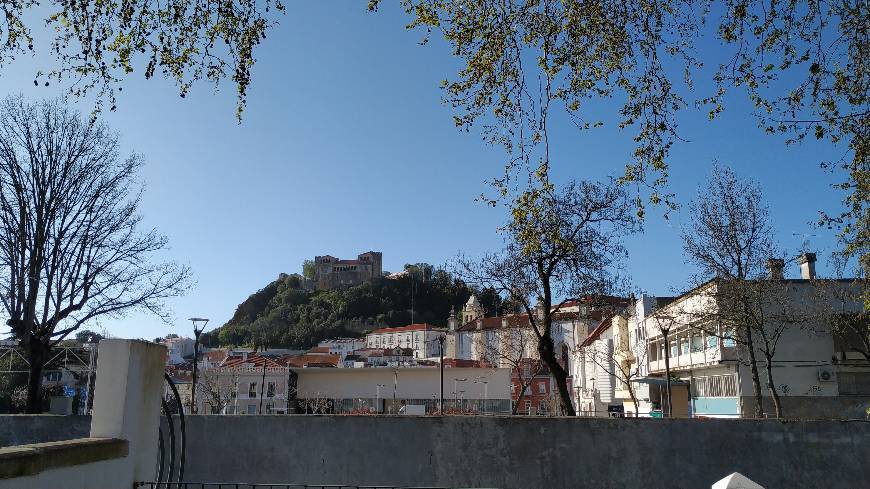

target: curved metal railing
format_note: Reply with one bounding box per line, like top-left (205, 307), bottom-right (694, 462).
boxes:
top-left (157, 372), bottom-right (187, 486)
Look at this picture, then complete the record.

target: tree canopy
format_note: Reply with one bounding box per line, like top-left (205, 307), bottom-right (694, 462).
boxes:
top-left (0, 0), bottom-right (284, 120)
top-left (371, 0), bottom-right (867, 284)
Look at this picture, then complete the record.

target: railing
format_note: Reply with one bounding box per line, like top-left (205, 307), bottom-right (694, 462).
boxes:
top-left (158, 373), bottom-right (187, 486)
top-left (135, 484), bottom-right (466, 489)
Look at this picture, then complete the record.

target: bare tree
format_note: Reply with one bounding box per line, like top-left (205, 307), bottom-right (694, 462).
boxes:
top-left (198, 368), bottom-right (239, 415)
top-left (680, 165), bottom-right (776, 418)
top-left (476, 325), bottom-right (543, 415)
top-left (822, 254), bottom-right (870, 361)
top-left (0, 96), bottom-right (191, 412)
top-left (457, 180), bottom-right (635, 416)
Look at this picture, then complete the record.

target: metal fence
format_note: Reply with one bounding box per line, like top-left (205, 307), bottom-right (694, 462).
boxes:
top-left (134, 484), bottom-right (478, 489)
top-left (297, 397), bottom-right (511, 415)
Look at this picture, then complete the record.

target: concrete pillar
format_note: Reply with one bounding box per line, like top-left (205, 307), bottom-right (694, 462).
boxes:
top-left (89, 339), bottom-right (166, 483)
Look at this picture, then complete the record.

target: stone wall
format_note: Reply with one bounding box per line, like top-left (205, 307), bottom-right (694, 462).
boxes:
top-left (172, 415), bottom-right (870, 489)
top-left (0, 415), bottom-right (90, 447)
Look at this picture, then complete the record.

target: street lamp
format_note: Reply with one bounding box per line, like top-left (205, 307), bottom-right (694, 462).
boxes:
top-left (188, 317), bottom-right (210, 415)
top-left (453, 377), bottom-right (467, 412)
top-left (375, 384), bottom-right (386, 414)
top-left (474, 376), bottom-right (489, 413)
top-left (81, 336), bottom-right (97, 414)
top-left (653, 314), bottom-right (675, 418)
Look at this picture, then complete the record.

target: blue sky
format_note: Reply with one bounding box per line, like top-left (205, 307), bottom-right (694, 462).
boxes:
top-left (0, 3), bottom-right (849, 340)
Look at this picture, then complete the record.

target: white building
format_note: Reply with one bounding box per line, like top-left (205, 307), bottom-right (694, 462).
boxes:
top-left (159, 335), bottom-right (195, 365)
top-left (365, 324), bottom-right (445, 359)
top-left (643, 254), bottom-right (868, 418)
top-left (317, 338), bottom-right (366, 357)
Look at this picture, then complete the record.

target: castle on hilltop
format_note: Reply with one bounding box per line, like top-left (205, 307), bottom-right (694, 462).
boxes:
top-left (314, 251), bottom-right (383, 290)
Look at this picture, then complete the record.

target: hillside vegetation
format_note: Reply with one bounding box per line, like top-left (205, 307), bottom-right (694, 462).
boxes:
top-left (202, 264), bottom-right (511, 349)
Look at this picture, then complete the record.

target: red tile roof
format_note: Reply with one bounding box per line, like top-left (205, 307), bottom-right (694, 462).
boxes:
top-left (457, 314), bottom-right (530, 332)
top-left (442, 358), bottom-right (489, 368)
top-left (283, 354), bottom-right (340, 368)
top-left (307, 346), bottom-right (332, 354)
top-left (203, 350), bottom-right (228, 362)
top-left (221, 353), bottom-right (285, 369)
top-left (580, 314), bottom-right (616, 347)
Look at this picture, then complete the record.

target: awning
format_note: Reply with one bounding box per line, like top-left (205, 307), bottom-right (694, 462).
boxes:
top-left (631, 377), bottom-right (689, 386)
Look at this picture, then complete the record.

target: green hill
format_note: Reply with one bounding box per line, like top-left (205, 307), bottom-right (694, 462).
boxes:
top-left (202, 264), bottom-right (511, 349)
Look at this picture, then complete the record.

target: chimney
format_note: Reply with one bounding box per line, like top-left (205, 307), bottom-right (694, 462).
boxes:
top-left (798, 252), bottom-right (817, 280)
top-left (766, 258), bottom-right (785, 279)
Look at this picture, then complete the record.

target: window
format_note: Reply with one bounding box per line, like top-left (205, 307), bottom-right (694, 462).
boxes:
top-left (267, 382), bottom-right (276, 398)
top-left (692, 374), bottom-right (738, 398)
top-left (707, 335), bottom-right (717, 348)
top-left (538, 382), bottom-right (547, 394)
top-left (525, 400), bottom-right (532, 413)
top-left (247, 404), bottom-right (257, 414)
top-left (691, 335), bottom-right (704, 352)
top-left (248, 382), bottom-right (257, 398)
top-left (670, 341), bottom-right (678, 358)
top-left (839, 372), bottom-right (870, 395)
top-left (680, 337), bottom-right (690, 355)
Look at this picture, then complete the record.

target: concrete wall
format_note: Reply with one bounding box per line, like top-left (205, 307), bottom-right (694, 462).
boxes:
top-left (177, 415), bottom-right (870, 489)
top-left (0, 415), bottom-right (90, 447)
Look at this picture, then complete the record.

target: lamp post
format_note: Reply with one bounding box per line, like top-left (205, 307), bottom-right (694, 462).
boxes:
top-left (375, 383), bottom-right (385, 414)
top-left (81, 336), bottom-right (97, 414)
top-left (653, 314), bottom-right (675, 418)
top-left (188, 317), bottom-right (210, 415)
top-left (453, 377), bottom-right (467, 412)
top-left (438, 334), bottom-right (445, 414)
top-left (474, 376), bottom-right (489, 413)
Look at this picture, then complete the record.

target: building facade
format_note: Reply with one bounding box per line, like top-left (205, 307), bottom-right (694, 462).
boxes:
top-left (365, 324), bottom-right (445, 359)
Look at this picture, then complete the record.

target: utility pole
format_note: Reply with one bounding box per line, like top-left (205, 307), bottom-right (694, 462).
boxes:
top-left (393, 367), bottom-right (398, 413)
top-left (259, 354), bottom-right (267, 414)
top-left (438, 335), bottom-right (445, 413)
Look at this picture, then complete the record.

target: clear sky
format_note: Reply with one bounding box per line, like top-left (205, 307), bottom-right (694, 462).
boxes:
top-left (0, 3), bottom-right (850, 340)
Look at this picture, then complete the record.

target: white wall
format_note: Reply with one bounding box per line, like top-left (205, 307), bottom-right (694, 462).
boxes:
top-left (295, 367), bottom-right (511, 400)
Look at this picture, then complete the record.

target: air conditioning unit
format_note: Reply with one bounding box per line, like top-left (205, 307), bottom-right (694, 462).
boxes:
top-left (817, 368), bottom-right (836, 382)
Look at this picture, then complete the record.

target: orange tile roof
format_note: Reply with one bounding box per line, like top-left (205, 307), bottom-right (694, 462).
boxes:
top-left (284, 354), bottom-right (340, 368)
top-left (580, 314), bottom-right (617, 347)
top-left (221, 353), bottom-right (285, 369)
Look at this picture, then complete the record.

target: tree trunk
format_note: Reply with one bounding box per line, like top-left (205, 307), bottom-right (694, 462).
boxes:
top-left (743, 325), bottom-right (765, 418)
top-left (662, 331), bottom-right (672, 418)
top-left (763, 352), bottom-right (784, 418)
top-left (25, 337), bottom-right (47, 414)
top-left (538, 338), bottom-right (576, 416)
top-left (626, 384), bottom-right (640, 418)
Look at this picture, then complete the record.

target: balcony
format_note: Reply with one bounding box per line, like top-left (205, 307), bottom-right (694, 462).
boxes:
top-left (648, 344), bottom-right (734, 374)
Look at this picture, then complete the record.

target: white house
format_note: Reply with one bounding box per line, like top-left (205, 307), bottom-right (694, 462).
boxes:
top-left (365, 324), bottom-right (445, 359)
top-left (643, 254), bottom-right (868, 419)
